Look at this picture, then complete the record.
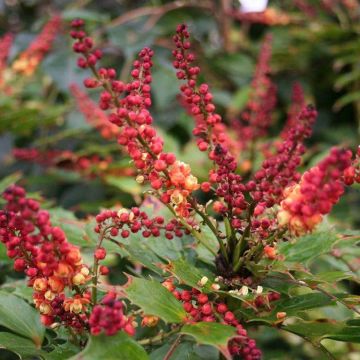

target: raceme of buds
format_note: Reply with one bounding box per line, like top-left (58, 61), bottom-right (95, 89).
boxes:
top-left (0, 185), bottom-right (90, 329)
top-left (282, 82), bottom-right (306, 136)
top-left (172, 24), bottom-right (247, 221)
top-left (70, 20), bottom-right (200, 217)
top-left (278, 147), bottom-right (353, 235)
top-left (234, 34), bottom-right (277, 150)
top-left (250, 105), bottom-right (317, 209)
top-left (95, 208), bottom-right (188, 241)
top-left (89, 292), bottom-right (135, 336)
top-left (12, 15), bottom-right (62, 76)
top-left (172, 24), bottom-right (227, 154)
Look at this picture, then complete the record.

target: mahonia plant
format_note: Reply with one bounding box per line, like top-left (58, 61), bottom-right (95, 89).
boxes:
top-left (1, 18), bottom-right (360, 360)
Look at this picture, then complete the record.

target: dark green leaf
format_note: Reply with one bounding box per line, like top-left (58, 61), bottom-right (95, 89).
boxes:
top-left (284, 320), bottom-right (360, 344)
top-left (0, 332), bottom-right (46, 359)
top-left (0, 292), bottom-right (45, 346)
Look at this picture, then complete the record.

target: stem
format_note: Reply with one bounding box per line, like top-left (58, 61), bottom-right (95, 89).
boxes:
top-left (232, 201), bottom-right (256, 272)
top-left (138, 326), bottom-right (181, 346)
top-left (188, 198), bottom-right (228, 261)
top-left (164, 334), bottom-right (183, 360)
top-left (164, 202), bottom-right (217, 256)
top-left (92, 226), bottom-right (110, 305)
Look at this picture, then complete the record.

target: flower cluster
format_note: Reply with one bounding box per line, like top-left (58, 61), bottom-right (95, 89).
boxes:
top-left (172, 24), bottom-right (247, 222)
top-left (71, 20), bottom-right (200, 217)
top-left (70, 84), bottom-right (120, 140)
top-left (89, 292), bottom-right (135, 336)
top-left (162, 280), bottom-right (262, 360)
top-left (12, 15), bottom-right (62, 76)
top-left (283, 82), bottom-right (305, 136)
top-left (235, 35), bottom-right (277, 150)
top-left (0, 185), bottom-right (90, 329)
top-left (278, 147), bottom-right (353, 235)
top-left (172, 24), bottom-right (228, 154)
top-left (209, 145), bottom-right (246, 219)
top-left (251, 105), bottom-right (317, 209)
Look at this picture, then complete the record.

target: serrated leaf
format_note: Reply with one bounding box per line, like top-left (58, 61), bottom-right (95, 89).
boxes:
top-left (181, 322), bottom-right (236, 346)
top-left (279, 230), bottom-right (338, 264)
top-left (68, 332), bottom-right (148, 360)
top-left (123, 242), bottom-right (164, 275)
top-left (284, 320), bottom-right (360, 344)
top-left (169, 258), bottom-right (215, 292)
top-left (241, 292), bottom-right (337, 324)
top-left (0, 292), bottom-right (45, 347)
top-left (126, 278), bottom-right (187, 323)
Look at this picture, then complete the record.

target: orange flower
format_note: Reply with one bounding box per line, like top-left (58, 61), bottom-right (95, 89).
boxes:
top-left (64, 295), bottom-right (90, 314)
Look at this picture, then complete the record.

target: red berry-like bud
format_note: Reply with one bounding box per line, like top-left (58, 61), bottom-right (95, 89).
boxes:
top-left (99, 265), bottom-right (109, 275)
top-left (216, 303), bottom-right (228, 314)
top-left (14, 258), bottom-right (26, 271)
top-left (201, 182), bottom-right (211, 192)
top-left (224, 311), bottom-right (235, 322)
top-left (95, 247), bottom-right (106, 260)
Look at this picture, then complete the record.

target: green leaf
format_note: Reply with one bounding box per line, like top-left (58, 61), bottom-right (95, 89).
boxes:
top-left (0, 332), bottom-right (46, 359)
top-left (181, 322), bottom-right (236, 346)
top-left (284, 320), bottom-right (360, 344)
top-left (229, 86), bottom-right (251, 112)
top-left (279, 230), bottom-right (338, 264)
top-left (334, 69), bottom-right (360, 90)
top-left (126, 278), bottom-right (187, 323)
top-left (0, 172), bottom-right (22, 194)
top-left (169, 259), bottom-right (215, 292)
top-left (0, 292), bottom-right (45, 346)
top-left (43, 343), bottom-right (79, 360)
top-left (150, 341), bottom-right (219, 360)
top-left (48, 208), bottom-right (90, 247)
top-left (241, 292), bottom-right (337, 324)
top-left (69, 332), bottom-right (148, 360)
top-left (105, 175), bottom-right (142, 196)
top-left (333, 91), bottom-right (360, 111)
